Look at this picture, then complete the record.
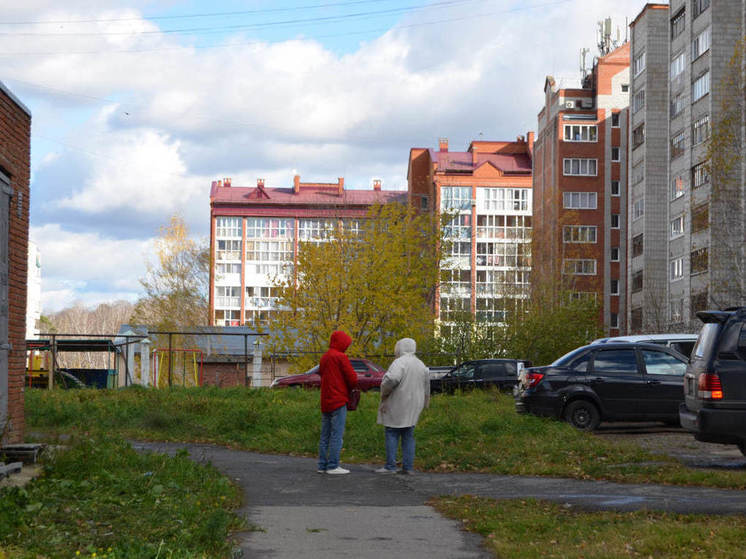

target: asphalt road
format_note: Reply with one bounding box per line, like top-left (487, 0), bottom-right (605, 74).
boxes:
top-left (132, 441), bottom-right (746, 559)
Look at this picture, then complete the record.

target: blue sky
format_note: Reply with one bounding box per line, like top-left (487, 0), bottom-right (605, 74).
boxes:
top-left (0, 0), bottom-right (642, 312)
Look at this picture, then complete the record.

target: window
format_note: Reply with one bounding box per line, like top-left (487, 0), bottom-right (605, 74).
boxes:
top-left (477, 188), bottom-right (530, 212)
top-left (563, 225), bottom-right (597, 243)
top-left (691, 290), bottom-right (709, 314)
top-left (692, 203), bottom-right (709, 233)
top-left (563, 158), bottom-right (597, 176)
top-left (670, 52), bottom-right (686, 80)
top-left (671, 131), bottom-right (686, 159)
top-left (611, 147), bottom-right (620, 162)
top-left (216, 216), bottom-right (242, 238)
top-left (692, 162), bottom-right (709, 188)
top-left (612, 112), bottom-right (620, 127)
top-left (670, 257), bottom-right (684, 281)
top-left (632, 160), bottom-right (644, 185)
top-left (642, 350), bottom-right (687, 376)
top-left (611, 180), bottom-right (620, 196)
top-left (671, 9), bottom-right (686, 38)
top-left (632, 124), bottom-right (645, 149)
top-left (631, 271), bottom-right (644, 293)
top-left (441, 186), bottom-right (472, 211)
top-left (215, 286), bottom-right (241, 308)
top-left (671, 94), bottom-right (685, 118)
top-left (298, 218), bottom-right (336, 242)
top-left (610, 279), bottom-right (620, 296)
top-left (691, 247), bottom-right (708, 274)
top-left (610, 312), bottom-right (619, 329)
top-left (692, 71), bottom-right (710, 102)
top-left (692, 27), bottom-right (711, 59)
top-left (633, 89), bottom-right (645, 113)
top-left (693, 0), bottom-right (710, 19)
top-left (692, 115), bottom-right (710, 145)
top-left (217, 239), bottom-right (242, 260)
top-left (610, 247), bottom-right (620, 262)
top-left (633, 52), bottom-right (646, 76)
top-left (563, 192), bottom-right (597, 209)
top-left (671, 215), bottom-right (684, 238)
top-left (631, 307), bottom-right (643, 331)
top-left (420, 195), bottom-right (429, 210)
top-left (671, 175), bottom-right (685, 200)
top-left (563, 259), bottom-right (596, 275)
top-left (633, 198), bottom-right (644, 221)
top-left (593, 349), bottom-right (639, 375)
top-left (564, 124), bottom-right (598, 142)
top-left (611, 214), bottom-right (620, 229)
top-left (621, 84), bottom-right (629, 93)
top-left (632, 234), bottom-right (643, 258)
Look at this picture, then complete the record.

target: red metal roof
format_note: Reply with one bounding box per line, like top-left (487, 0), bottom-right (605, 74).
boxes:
top-left (432, 151), bottom-right (531, 174)
top-left (211, 184), bottom-right (407, 207)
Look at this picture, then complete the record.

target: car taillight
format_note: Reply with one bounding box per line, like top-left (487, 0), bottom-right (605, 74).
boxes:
top-left (527, 372), bottom-right (544, 388)
top-left (697, 373), bottom-right (723, 400)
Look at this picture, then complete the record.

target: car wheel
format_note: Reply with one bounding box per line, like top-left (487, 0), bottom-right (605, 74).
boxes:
top-left (564, 400), bottom-right (601, 431)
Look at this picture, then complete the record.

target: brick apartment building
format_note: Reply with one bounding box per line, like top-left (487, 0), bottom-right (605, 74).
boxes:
top-left (407, 136), bottom-right (534, 324)
top-left (630, 1), bottom-right (746, 331)
top-left (208, 176), bottom-right (406, 327)
top-left (533, 41), bottom-right (630, 335)
top-left (0, 81), bottom-right (31, 444)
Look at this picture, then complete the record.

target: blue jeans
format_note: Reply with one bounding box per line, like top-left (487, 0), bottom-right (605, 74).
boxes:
top-left (384, 426), bottom-right (415, 471)
top-left (318, 405), bottom-right (347, 470)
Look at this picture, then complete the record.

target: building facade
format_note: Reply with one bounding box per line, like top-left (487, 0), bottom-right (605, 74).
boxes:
top-left (407, 136), bottom-right (533, 325)
top-left (630, 0), bottom-right (746, 331)
top-left (533, 42), bottom-right (630, 335)
top-left (209, 176), bottom-right (406, 327)
top-left (0, 80), bottom-right (31, 444)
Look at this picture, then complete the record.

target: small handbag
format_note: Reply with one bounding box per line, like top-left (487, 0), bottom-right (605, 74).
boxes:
top-left (347, 388), bottom-right (361, 411)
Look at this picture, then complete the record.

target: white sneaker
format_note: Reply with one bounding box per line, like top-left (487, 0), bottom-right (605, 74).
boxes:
top-left (325, 467), bottom-right (350, 475)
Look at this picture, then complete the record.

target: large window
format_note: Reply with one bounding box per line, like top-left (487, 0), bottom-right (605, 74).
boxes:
top-left (632, 234), bottom-right (644, 258)
top-left (671, 94), bottom-right (685, 118)
top-left (631, 271), bottom-right (644, 293)
top-left (477, 188), bottom-right (530, 212)
top-left (692, 203), bottom-right (709, 233)
top-left (563, 192), bottom-right (597, 209)
top-left (692, 27), bottom-right (711, 59)
top-left (692, 72), bottom-right (710, 103)
top-left (691, 247), bottom-right (708, 274)
top-left (671, 9), bottom-right (686, 38)
top-left (692, 162), bottom-right (709, 188)
top-left (441, 186), bottom-right (472, 211)
top-left (671, 175), bottom-right (686, 200)
top-left (476, 242), bottom-right (530, 267)
top-left (298, 218), bottom-right (336, 242)
top-left (692, 115), bottom-right (710, 145)
top-left (216, 216), bottom-right (242, 238)
top-left (564, 124), bottom-right (598, 142)
top-left (215, 286), bottom-right (240, 308)
top-left (563, 225), bottom-right (597, 243)
top-left (633, 198), bottom-right (644, 221)
top-left (563, 259), bottom-right (596, 275)
top-left (693, 0), bottom-right (710, 19)
top-left (632, 123), bottom-right (645, 148)
top-left (476, 214), bottom-right (531, 240)
top-left (670, 52), bottom-right (686, 80)
top-left (671, 131), bottom-right (686, 159)
top-left (217, 239), bottom-right (242, 260)
top-left (633, 52), bottom-right (646, 76)
top-left (563, 158), bottom-right (597, 176)
top-left (671, 215), bottom-right (685, 238)
top-left (671, 257), bottom-right (684, 281)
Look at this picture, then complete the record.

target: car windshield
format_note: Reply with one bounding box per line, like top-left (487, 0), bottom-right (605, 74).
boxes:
top-left (692, 323), bottom-right (721, 360)
top-left (551, 347), bottom-right (588, 367)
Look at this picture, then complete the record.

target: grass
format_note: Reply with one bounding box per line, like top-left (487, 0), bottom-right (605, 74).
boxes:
top-left (0, 435), bottom-right (243, 559)
top-left (432, 495), bottom-right (746, 558)
top-left (23, 386), bottom-right (746, 488)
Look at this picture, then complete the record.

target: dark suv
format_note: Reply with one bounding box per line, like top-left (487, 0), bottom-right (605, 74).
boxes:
top-left (679, 308), bottom-right (746, 455)
top-left (430, 359), bottom-right (531, 394)
top-left (515, 342), bottom-right (688, 430)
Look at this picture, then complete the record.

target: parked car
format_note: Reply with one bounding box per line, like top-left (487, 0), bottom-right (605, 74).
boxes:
top-left (430, 359), bottom-right (531, 394)
top-left (428, 366), bottom-right (453, 380)
top-left (515, 342), bottom-right (688, 430)
top-left (591, 333), bottom-right (698, 359)
top-left (270, 358), bottom-right (385, 391)
top-left (680, 308), bottom-right (746, 456)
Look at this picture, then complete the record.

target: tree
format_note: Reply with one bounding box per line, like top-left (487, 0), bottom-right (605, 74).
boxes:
top-left (270, 203), bottom-right (443, 371)
top-left (131, 215), bottom-right (209, 330)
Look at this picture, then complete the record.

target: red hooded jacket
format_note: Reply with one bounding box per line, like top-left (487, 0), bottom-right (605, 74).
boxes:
top-left (319, 331), bottom-right (358, 413)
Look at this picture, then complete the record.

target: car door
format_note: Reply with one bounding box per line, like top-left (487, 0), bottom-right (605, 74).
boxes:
top-left (588, 348), bottom-right (645, 418)
top-left (441, 362), bottom-right (477, 392)
top-left (639, 348), bottom-right (688, 418)
top-left (475, 362), bottom-right (506, 390)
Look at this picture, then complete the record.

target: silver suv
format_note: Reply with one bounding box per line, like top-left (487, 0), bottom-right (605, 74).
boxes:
top-left (679, 308), bottom-right (746, 455)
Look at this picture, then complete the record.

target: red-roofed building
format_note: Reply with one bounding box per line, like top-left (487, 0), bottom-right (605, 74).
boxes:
top-left (209, 175), bottom-right (406, 327)
top-left (408, 135), bottom-right (534, 324)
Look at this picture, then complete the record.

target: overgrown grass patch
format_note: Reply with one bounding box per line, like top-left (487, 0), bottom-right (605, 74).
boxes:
top-left (24, 386), bottom-right (746, 488)
top-left (432, 495), bottom-right (746, 558)
top-left (0, 435), bottom-right (243, 558)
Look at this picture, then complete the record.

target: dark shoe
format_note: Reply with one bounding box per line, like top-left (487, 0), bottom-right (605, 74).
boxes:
top-left (375, 467), bottom-right (397, 474)
top-left (398, 469), bottom-right (414, 475)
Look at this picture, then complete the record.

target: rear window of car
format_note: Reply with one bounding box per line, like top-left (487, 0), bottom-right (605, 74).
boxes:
top-left (551, 347), bottom-right (589, 367)
top-left (692, 323), bottom-right (721, 360)
top-left (642, 350), bottom-right (687, 376)
top-left (350, 360), bottom-right (368, 371)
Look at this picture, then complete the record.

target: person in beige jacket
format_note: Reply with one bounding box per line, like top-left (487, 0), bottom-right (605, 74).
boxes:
top-left (376, 338), bottom-right (430, 474)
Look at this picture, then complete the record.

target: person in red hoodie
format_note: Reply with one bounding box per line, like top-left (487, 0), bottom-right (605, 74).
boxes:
top-left (317, 330), bottom-right (358, 474)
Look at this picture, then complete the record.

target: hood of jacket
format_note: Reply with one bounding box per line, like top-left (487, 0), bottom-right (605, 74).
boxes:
top-left (394, 338), bottom-right (416, 358)
top-left (329, 330), bottom-right (352, 353)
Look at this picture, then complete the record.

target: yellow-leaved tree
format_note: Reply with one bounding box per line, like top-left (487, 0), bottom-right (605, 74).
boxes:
top-left (270, 203), bottom-right (444, 371)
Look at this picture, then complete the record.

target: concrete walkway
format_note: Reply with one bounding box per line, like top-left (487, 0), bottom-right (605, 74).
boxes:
top-left (132, 441), bottom-right (746, 559)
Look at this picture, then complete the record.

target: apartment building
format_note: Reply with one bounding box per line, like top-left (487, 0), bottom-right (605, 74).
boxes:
top-left (630, 0), bottom-right (746, 331)
top-left (208, 176), bottom-right (406, 327)
top-left (533, 42), bottom-right (630, 334)
top-left (407, 136), bottom-right (533, 325)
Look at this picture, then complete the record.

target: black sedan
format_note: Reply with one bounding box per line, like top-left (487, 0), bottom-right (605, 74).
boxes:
top-left (514, 342), bottom-right (688, 430)
top-left (430, 359), bottom-right (530, 394)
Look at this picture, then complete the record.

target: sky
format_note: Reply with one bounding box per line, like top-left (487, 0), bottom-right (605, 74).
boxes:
top-left (0, 0), bottom-right (647, 313)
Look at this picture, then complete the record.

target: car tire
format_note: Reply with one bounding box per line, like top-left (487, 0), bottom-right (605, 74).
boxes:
top-left (564, 400), bottom-right (601, 431)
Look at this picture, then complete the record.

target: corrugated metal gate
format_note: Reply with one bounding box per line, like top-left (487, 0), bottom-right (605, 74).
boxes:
top-left (0, 170), bottom-right (10, 433)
